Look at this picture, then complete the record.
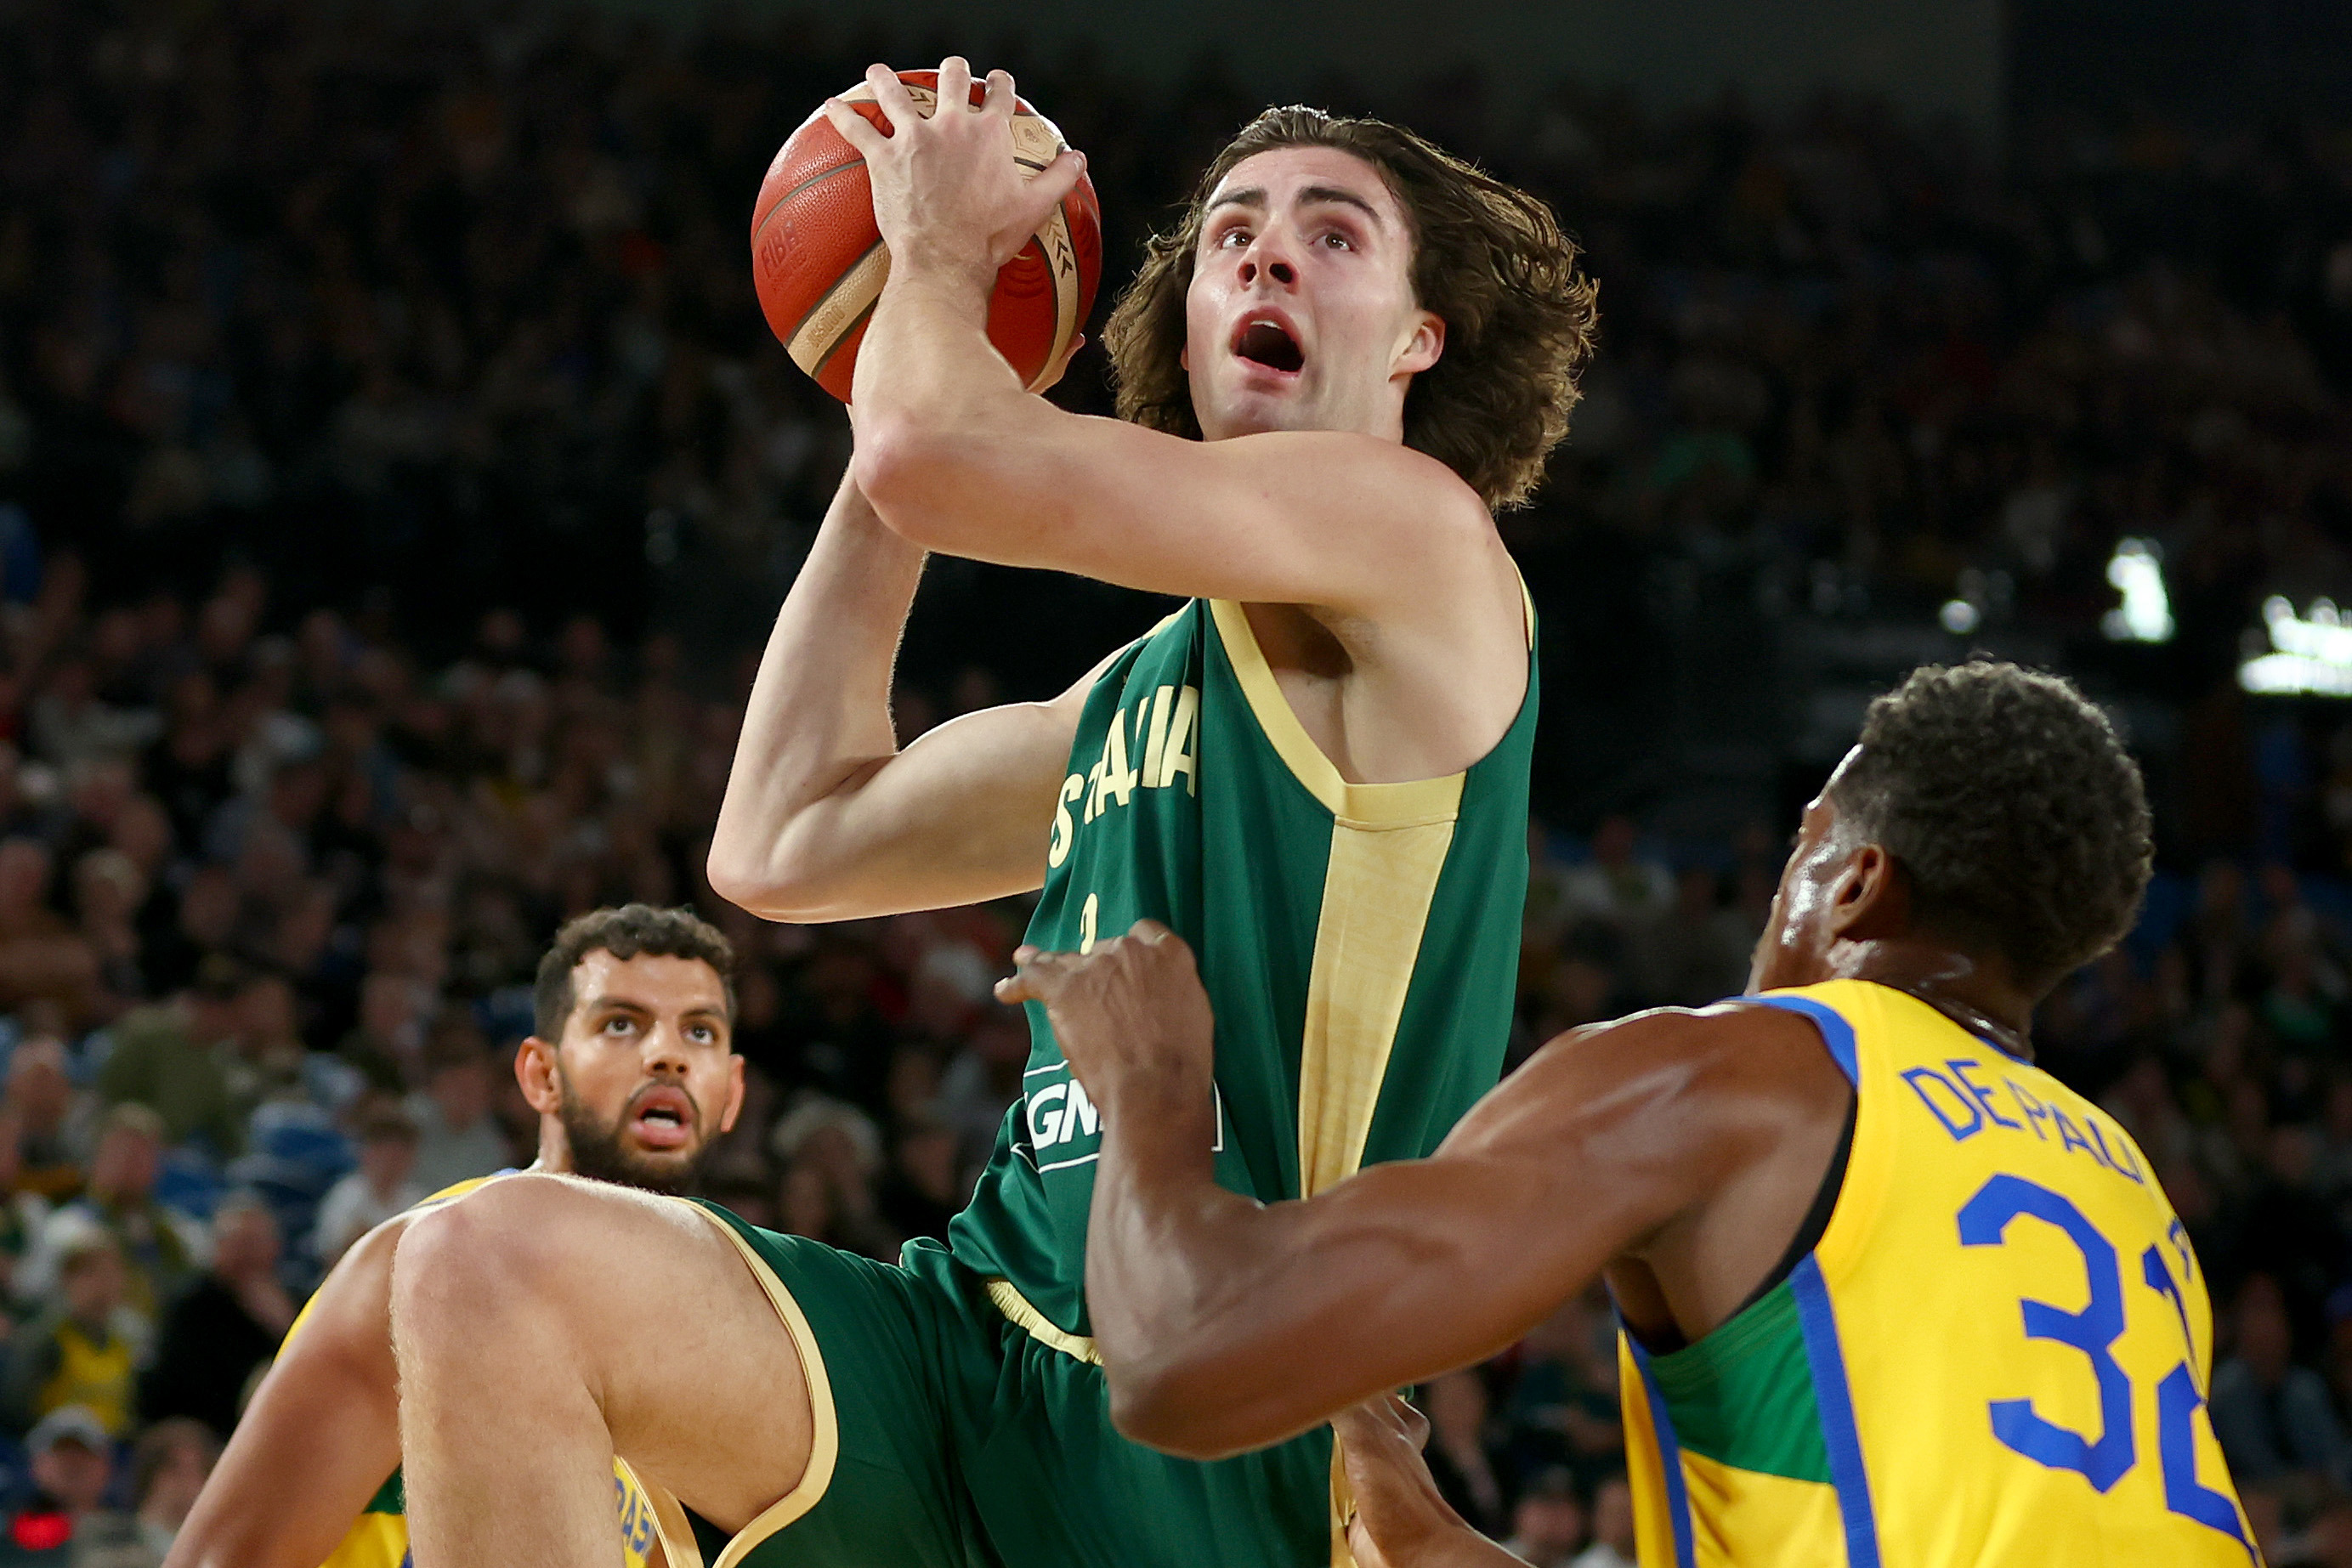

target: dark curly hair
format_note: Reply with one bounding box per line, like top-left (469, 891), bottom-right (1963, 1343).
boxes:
top-left (533, 903), bottom-right (736, 1042)
top-left (1828, 662), bottom-right (2152, 991)
top-left (1102, 106), bottom-right (1599, 511)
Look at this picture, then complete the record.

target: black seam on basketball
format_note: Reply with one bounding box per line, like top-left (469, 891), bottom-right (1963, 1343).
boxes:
top-left (752, 156), bottom-right (869, 271)
top-left (786, 235), bottom-right (886, 352)
top-left (813, 297), bottom-right (881, 387)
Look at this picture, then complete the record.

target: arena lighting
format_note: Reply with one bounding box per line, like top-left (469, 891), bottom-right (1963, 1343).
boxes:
top-left (2101, 538), bottom-right (2174, 643)
top-left (2239, 597), bottom-right (2352, 695)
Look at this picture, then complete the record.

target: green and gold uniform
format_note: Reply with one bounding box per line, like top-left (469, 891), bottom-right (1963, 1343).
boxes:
top-left (1619, 982), bottom-right (2254, 1568)
top-left (648, 596), bottom-right (1536, 1568)
top-left (300, 1177), bottom-right (662, 1568)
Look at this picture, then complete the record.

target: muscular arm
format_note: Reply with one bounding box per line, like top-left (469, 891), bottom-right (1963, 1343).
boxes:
top-left (165, 1224), bottom-right (404, 1568)
top-left (1005, 929), bottom-right (1848, 1459)
top-left (853, 324), bottom-right (1500, 614)
top-left (705, 470), bottom-right (1097, 921)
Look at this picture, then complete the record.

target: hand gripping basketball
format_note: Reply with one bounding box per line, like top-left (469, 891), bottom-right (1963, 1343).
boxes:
top-left (751, 60), bottom-right (1103, 402)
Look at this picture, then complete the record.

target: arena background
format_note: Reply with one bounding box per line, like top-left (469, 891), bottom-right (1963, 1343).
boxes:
top-left (4, 0), bottom-right (2352, 1560)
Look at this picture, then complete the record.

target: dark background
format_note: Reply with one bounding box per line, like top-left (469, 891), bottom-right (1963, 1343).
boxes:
top-left (2, 0), bottom-right (2352, 1561)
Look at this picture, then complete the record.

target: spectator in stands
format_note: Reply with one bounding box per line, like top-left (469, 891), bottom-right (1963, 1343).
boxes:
top-left (770, 1096), bottom-right (895, 1260)
top-left (1561, 818), bottom-right (1672, 925)
top-left (139, 1193), bottom-right (292, 1440)
top-left (1627, 864), bottom-right (1752, 1005)
top-left (3, 1231), bottom-right (135, 1437)
top-left (0, 841), bottom-right (97, 1029)
top-left (1421, 1370), bottom-right (1512, 1537)
top-left (4, 1042), bottom-right (83, 1203)
top-left (2211, 1272), bottom-right (2349, 1509)
top-left (876, 1114), bottom-right (962, 1247)
top-left (95, 961), bottom-right (246, 1158)
top-left (336, 971), bottom-right (430, 1095)
top-left (403, 1027), bottom-right (507, 1193)
top-left (1500, 1469), bottom-right (1586, 1568)
top-left (72, 849), bottom-right (149, 1015)
top-left (227, 974), bottom-right (310, 1110)
top-left (1504, 1294), bottom-right (1624, 1496)
top-left (23, 1107), bottom-right (199, 1335)
top-left (311, 1107), bottom-right (422, 1264)
top-left (0, 1407), bottom-right (139, 1566)
top-left (129, 1418), bottom-right (216, 1561)
top-left (1570, 1475), bottom-right (1636, 1568)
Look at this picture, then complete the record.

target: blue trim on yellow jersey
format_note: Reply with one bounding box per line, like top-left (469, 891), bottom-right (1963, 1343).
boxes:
top-left (1791, 1254), bottom-right (1881, 1568)
top-left (1753, 993), bottom-right (1861, 1086)
top-left (1627, 1332), bottom-right (1698, 1568)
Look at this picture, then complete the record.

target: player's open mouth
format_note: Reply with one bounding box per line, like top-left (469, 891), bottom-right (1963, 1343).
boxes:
top-left (626, 1084), bottom-right (696, 1151)
top-left (1232, 315), bottom-right (1305, 375)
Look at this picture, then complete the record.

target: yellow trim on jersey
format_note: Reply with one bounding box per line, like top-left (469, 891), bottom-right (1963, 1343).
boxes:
top-left (1295, 818), bottom-right (1461, 1195)
top-left (985, 1277), bottom-right (1102, 1364)
top-left (316, 1512), bottom-right (407, 1568)
top-left (1205, 599), bottom-right (1466, 827)
top-left (643, 1201), bottom-right (842, 1568)
top-left (1680, 1451), bottom-right (1843, 1568)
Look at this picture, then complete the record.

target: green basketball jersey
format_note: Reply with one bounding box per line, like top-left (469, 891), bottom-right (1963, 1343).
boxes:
top-left (949, 595), bottom-right (1538, 1335)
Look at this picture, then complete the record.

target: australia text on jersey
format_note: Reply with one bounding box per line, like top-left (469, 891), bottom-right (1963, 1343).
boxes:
top-left (1046, 682), bottom-right (1201, 869)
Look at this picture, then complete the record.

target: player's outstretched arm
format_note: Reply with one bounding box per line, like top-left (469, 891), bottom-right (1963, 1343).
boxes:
top-left (706, 466), bottom-right (1099, 922)
top-left (999, 926), bottom-right (1826, 1459)
top-left (822, 62), bottom-right (1515, 625)
top-left (163, 1222), bottom-right (405, 1568)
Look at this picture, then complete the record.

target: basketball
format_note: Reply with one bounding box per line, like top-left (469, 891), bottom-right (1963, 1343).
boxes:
top-left (751, 70), bottom-right (1104, 403)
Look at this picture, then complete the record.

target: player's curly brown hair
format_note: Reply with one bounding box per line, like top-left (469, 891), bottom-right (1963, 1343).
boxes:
top-left (1102, 106), bottom-right (1599, 512)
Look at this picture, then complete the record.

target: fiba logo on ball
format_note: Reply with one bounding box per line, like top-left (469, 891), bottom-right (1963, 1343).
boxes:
top-left (749, 70), bottom-right (1104, 403)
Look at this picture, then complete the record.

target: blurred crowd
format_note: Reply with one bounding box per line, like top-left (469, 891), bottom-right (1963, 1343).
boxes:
top-left (3, 0), bottom-right (2352, 1563)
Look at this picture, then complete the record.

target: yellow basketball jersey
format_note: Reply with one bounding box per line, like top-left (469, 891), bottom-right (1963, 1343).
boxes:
top-left (289, 1175), bottom-right (661, 1568)
top-left (1618, 980), bottom-right (2258, 1568)
top-left (37, 1318), bottom-right (134, 1435)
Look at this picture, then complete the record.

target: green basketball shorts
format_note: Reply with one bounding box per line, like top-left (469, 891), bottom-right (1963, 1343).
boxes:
top-left (637, 1200), bottom-right (1337, 1568)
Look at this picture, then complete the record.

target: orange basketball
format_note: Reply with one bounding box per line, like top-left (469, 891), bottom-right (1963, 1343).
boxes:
top-left (751, 71), bottom-right (1103, 403)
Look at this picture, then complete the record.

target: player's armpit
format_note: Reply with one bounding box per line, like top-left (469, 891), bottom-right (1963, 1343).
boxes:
top-left (164, 1222), bottom-right (405, 1568)
top-left (1086, 1009), bottom-right (1776, 1459)
top-left (854, 399), bottom-right (1510, 623)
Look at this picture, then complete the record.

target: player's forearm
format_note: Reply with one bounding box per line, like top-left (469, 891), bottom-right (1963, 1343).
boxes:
top-left (706, 468), bottom-right (927, 916)
top-left (1374, 1522), bottom-right (1535, 1568)
top-left (847, 266), bottom-right (1082, 562)
top-left (1088, 1078), bottom-right (1412, 1458)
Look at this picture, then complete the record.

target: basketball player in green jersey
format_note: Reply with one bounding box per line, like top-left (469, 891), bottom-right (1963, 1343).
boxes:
top-left (163, 906), bottom-right (744, 1568)
top-left (1006, 662), bottom-right (2258, 1568)
top-left (392, 58), bottom-right (1593, 1568)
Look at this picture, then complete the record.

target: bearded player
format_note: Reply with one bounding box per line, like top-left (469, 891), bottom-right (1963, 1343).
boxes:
top-left (392, 57), bottom-right (1595, 1568)
top-left (1008, 662), bottom-right (2257, 1568)
top-left (164, 904), bottom-right (745, 1568)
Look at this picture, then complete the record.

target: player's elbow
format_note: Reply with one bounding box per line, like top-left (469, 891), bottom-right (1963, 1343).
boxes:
top-left (853, 418), bottom-right (1006, 554)
top-left (705, 840), bottom-right (838, 924)
top-left (853, 419), bottom-right (952, 541)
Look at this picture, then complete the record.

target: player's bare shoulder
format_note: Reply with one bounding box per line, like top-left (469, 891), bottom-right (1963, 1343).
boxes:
top-left (1452, 1001), bottom-right (1840, 1158)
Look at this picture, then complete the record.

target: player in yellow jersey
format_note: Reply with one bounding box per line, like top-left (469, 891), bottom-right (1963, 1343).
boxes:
top-left (163, 903), bottom-right (745, 1568)
top-left (1005, 659), bottom-right (2260, 1568)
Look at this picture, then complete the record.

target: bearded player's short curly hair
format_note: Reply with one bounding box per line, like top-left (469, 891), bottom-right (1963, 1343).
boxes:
top-left (1828, 661), bottom-right (2152, 991)
top-left (1102, 106), bottom-right (1599, 512)
top-left (533, 903), bottom-right (736, 1042)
